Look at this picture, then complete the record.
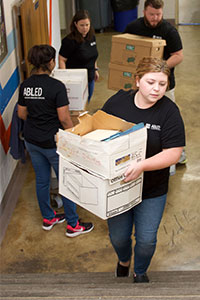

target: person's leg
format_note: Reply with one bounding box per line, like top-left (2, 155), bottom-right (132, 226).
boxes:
top-left (47, 150), bottom-right (79, 227)
top-left (165, 88), bottom-right (177, 175)
top-left (133, 194), bottom-right (167, 276)
top-left (166, 88), bottom-right (176, 174)
top-left (107, 209), bottom-right (134, 263)
top-left (88, 79), bottom-right (95, 103)
top-left (165, 88), bottom-right (175, 102)
top-left (165, 89), bottom-right (187, 168)
top-left (25, 141), bottom-right (55, 220)
top-left (48, 150), bottom-right (94, 236)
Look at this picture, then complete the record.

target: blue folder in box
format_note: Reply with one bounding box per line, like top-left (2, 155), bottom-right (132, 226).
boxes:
top-left (101, 123), bottom-right (145, 142)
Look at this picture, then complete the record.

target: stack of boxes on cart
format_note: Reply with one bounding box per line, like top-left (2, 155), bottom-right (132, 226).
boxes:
top-left (108, 33), bottom-right (166, 91)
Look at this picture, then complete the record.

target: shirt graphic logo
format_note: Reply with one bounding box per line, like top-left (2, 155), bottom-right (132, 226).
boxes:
top-left (23, 87), bottom-right (45, 99)
top-left (146, 123), bottom-right (161, 131)
top-left (153, 35), bottom-right (162, 40)
top-left (90, 41), bottom-right (96, 46)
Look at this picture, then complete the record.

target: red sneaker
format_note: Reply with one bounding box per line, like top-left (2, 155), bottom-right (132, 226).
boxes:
top-left (42, 212), bottom-right (65, 231)
top-left (66, 220), bottom-right (94, 237)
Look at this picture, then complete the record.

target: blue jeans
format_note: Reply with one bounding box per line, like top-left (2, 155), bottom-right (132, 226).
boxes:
top-left (107, 194), bottom-right (167, 275)
top-left (25, 141), bottom-right (78, 226)
top-left (88, 80), bottom-right (95, 103)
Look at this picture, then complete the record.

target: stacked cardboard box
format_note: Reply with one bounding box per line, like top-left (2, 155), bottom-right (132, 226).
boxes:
top-left (57, 110), bottom-right (147, 220)
top-left (108, 33), bottom-right (166, 91)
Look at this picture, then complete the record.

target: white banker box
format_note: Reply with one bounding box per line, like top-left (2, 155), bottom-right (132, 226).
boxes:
top-left (52, 69), bottom-right (88, 110)
top-left (59, 157), bottom-right (144, 220)
top-left (57, 111), bottom-right (147, 219)
top-left (57, 110), bottom-right (147, 179)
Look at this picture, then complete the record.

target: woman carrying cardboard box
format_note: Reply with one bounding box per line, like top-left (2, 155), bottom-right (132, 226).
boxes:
top-left (17, 44), bottom-right (94, 237)
top-left (102, 57), bottom-right (185, 283)
top-left (59, 10), bottom-right (99, 103)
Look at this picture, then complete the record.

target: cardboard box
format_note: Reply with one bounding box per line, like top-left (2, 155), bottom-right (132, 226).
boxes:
top-left (57, 110), bottom-right (147, 179)
top-left (70, 110), bottom-right (85, 126)
top-left (108, 63), bottom-right (137, 91)
top-left (52, 69), bottom-right (88, 111)
top-left (110, 33), bottom-right (166, 67)
top-left (59, 157), bottom-right (143, 220)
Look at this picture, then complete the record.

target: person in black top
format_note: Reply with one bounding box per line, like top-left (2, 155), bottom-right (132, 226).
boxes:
top-left (59, 10), bottom-right (99, 102)
top-left (102, 57), bottom-right (185, 283)
top-left (18, 44), bottom-right (94, 237)
top-left (124, 0), bottom-right (183, 94)
top-left (124, 0), bottom-right (186, 168)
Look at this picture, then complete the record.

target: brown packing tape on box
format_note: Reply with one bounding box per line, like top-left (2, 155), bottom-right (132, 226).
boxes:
top-left (67, 110), bottom-right (135, 136)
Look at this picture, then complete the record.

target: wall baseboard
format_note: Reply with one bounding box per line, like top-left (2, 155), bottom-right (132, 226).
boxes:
top-left (0, 158), bottom-right (30, 245)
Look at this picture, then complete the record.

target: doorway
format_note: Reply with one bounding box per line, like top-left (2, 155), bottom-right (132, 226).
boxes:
top-left (13, 0), bottom-right (49, 81)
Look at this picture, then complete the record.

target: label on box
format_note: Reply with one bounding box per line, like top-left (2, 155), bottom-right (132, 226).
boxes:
top-left (106, 177), bottom-right (142, 218)
top-left (123, 71), bottom-right (133, 78)
top-left (126, 44), bottom-right (135, 51)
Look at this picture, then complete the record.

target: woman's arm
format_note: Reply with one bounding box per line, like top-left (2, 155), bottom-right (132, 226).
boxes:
top-left (57, 105), bottom-right (73, 129)
top-left (94, 62), bottom-right (99, 81)
top-left (94, 70), bottom-right (99, 81)
top-left (18, 104), bottom-right (28, 120)
top-left (58, 55), bottom-right (67, 69)
top-left (167, 49), bottom-right (184, 69)
top-left (124, 147), bottom-right (183, 182)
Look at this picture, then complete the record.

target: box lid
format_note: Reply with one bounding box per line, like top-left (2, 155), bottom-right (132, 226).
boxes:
top-left (52, 68), bottom-right (88, 79)
top-left (67, 110), bottom-right (135, 136)
top-left (112, 33), bottom-right (166, 47)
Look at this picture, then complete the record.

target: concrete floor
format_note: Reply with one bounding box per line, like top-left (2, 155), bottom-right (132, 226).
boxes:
top-left (0, 26), bottom-right (200, 275)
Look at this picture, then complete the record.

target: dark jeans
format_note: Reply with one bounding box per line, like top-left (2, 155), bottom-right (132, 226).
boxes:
top-left (25, 141), bottom-right (78, 226)
top-left (88, 79), bottom-right (95, 103)
top-left (107, 194), bottom-right (167, 275)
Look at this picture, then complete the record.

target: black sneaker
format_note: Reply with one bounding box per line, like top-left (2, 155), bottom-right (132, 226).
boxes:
top-left (42, 212), bottom-right (65, 231)
top-left (66, 220), bottom-right (94, 237)
top-left (133, 273), bottom-right (149, 283)
top-left (115, 262), bottom-right (130, 277)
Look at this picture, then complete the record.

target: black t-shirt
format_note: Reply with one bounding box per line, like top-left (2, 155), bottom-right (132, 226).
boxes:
top-left (18, 74), bottom-right (69, 148)
top-left (102, 89), bottom-right (185, 199)
top-left (124, 18), bottom-right (183, 89)
top-left (59, 35), bottom-right (98, 82)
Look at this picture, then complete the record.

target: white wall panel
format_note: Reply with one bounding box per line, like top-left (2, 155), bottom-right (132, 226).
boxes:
top-left (0, 50), bottom-right (17, 88)
top-left (2, 0), bottom-right (14, 34)
top-left (0, 0), bottom-right (19, 204)
top-left (47, 0), bottom-right (61, 67)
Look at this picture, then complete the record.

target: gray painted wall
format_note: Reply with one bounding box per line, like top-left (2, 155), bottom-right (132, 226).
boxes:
top-left (178, 0), bottom-right (200, 24)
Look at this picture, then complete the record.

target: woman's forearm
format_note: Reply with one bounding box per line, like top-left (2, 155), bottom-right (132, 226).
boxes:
top-left (124, 147), bottom-right (183, 182)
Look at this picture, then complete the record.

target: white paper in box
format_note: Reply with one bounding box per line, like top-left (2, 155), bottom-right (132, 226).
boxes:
top-left (59, 157), bottom-right (143, 220)
top-left (57, 110), bottom-right (147, 179)
top-left (52, 69), bottom-right (88, 110)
